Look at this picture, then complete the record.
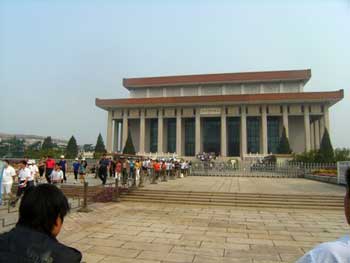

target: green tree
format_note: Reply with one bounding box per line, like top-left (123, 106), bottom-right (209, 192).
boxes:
top-left (42, 136), bottom-right (54, 151)
top-left (292, 150), bottom-right (318, 163)
top-left (277, 126), bottom-right (292, 154)
top-left (24, 141), bottom-right (42, 159)
top-left (94, 133), bottom-right (106, 158)
top-left (66, 136), bottom-right (79, 159)
top-left (123, 130), bottom-right (136, 155)
top-left (316, 128), bottom-right (334, 163)
top-left (0, 137), bottom-right (25, 158)
top-left (334, 148), bottom-right (350, 162)
top-left (83, 144), bottom-right (94, 152)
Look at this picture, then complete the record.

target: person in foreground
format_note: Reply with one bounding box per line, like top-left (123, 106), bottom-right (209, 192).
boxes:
top-left (0, 184), bottom-right (82, 263)
top-left (297, 168), bottom-right (350, 263)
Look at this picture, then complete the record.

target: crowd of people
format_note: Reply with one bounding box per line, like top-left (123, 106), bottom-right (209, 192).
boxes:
top-left (96, 154), bottom-right (192, 187)
top-left (0, 155), bottom-right (89, 206)
top-left (0, 154), bottom-right (193, 205)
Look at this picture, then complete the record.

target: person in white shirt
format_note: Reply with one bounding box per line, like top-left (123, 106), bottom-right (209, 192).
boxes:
top-left (50, 164), bottom-right (64, 184)
top-left (10, 160), bottom-right (31, 207)
top-left (297, 168), bottom-right (350, 263)
top-left (27, 160), bottom-right (38, 185)
top-left (1, 160), bottom-right (16, 198)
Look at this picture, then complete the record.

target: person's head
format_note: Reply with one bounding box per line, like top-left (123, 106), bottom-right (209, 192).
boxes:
top-left (102, 153), bottom-right (106, 159)
top-left (17, 184), bottom-right (70, 237)
top-left (55, 164), bottom-right (61, 171)
top-left (75, 158), bottom-right (79, 162)
top-left (345, 168), bottom-right (350, 225)
top-left (19, 160), bottom-right (27, 169)
top-left (4, 159), bottom-right (9, 168)
top-left (60, 155), bottom-right (64, 160)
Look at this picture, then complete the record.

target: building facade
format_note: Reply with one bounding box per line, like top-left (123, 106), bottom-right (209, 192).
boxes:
top-left (96, 69), bottom-right (343, 159)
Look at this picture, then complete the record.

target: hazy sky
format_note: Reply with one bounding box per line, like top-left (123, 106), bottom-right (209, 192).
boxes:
top-left (0, 0), bottom-right (349, 147)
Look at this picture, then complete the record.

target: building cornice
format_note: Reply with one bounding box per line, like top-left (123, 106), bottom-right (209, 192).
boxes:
top-left (95, 89), bottom-right (344, 110)
top-left (123, 69), bottom-right (311, 89)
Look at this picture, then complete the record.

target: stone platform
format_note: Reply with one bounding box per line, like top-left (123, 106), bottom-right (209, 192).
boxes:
top-left (60, 201), bottom-right (349, 263)
top-left (142, 176), bottom-right (345, 196)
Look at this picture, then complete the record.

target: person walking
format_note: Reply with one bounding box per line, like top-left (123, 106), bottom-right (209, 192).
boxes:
top-left (10, 160), bottom-right (31, 207)
top-left (135, 159), bottom-right (141, 184)
top-left (161, 160), bottom-right (167, 181)
top-left (115, 160), bottom-right (122, 182)
top-left (109, 157), bottom-right (116, 178)
top-left (28, 160), bottom-right (39, 185)
top-left (1, 160), bottom-right (16, 201)
top-left (129, 158), bottom-right (135, 186)
top-left (98, 154), bottom-right (110, 185)
top-left (58, 155), bottom-right (67, 183)
top-left (38, 157), bottom-right (45, 182)
top-left (78, 159), bottom-right (87, 184)
top-left (72, 158), bottom-right (80, 184)
top-left (122, 159), bottom-right (128, 188)
top-left (45, 156), bottom-right (55, 183)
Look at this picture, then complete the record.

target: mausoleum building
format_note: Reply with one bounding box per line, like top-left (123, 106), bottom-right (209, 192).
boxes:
top-left (96, 69), bottom-right (343, 159)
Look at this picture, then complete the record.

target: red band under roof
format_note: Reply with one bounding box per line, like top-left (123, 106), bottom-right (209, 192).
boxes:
top-left (96, 90), bottom-right (343, 109)
top-left (123, 69), bottom-right (311, 89)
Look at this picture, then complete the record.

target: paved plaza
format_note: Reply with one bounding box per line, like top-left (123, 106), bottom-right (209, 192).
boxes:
top-left (60, 201), bottom-right (349, 263)
top-left (142, 176), bottom-right (345, 196)
top-left (55, 177), bottom-right (348, 262)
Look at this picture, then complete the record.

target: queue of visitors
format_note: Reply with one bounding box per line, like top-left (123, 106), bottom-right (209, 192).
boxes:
top-left (0, 156), bottom-right (90, 206)
top-left (95, 155), bottom-right (192, 187)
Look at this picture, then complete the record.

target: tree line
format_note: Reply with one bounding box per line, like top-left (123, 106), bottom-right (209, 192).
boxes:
top-left (0, 133), bottom-right (107, 159)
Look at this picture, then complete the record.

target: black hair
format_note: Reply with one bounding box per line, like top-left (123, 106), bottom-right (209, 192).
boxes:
top-left (20, 160), bottom-right (27, 165)
top-left (4, 160), bottom-right (9, 164)
top-left (17, 184), bottom-right (70, 237)
top-left (346, 168), bottom-right (350, 191)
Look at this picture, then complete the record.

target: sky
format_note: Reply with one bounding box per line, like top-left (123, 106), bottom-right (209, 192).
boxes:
top-left (0, 0), bottom-right (349, 147)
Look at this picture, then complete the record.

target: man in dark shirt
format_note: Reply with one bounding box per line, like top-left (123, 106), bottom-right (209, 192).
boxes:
top-left (98, 153), bottom-right (110, 185)
top-left (0, 184), bottom-right (82, 262)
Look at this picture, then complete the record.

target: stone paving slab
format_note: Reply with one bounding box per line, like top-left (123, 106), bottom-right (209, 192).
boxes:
top-left (142, 176), bottom-right (345, 195)
top-left (57, 201), bottom-right (349, 263)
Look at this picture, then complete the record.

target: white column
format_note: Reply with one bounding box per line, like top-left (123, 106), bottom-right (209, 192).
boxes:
top-left (139, 109), bottom-right (145, 154)
top-left (157, 109), bottom-right (164, 153)
top-left (195, 108), bottom-right (201, 154)
top-left (310, 121), bottom-right (315, 150)
top-left (106, 110), bottom-right (113, 153)
top-left (315, 119), bottom-right (320, 150)
top-left (261, 105), bottom-right (268, 155)
top-left (221, 107), bottom-right (227, 157)
top-left (240, 106), bottom-right (247, 158)
top-left (122, 111), bottom-right (128, 150)
top-left (176, 109), bottom-right (182, 156)
top-left (304, 106), bottom-right (311, 152)
top-left (282, 105), bottom-right (289, 138)
top-left (113, 120), bottom-right (119, 152)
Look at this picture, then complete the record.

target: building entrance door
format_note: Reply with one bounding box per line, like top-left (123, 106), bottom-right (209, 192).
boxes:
top-left (202, 117), bottom-right (221, 155)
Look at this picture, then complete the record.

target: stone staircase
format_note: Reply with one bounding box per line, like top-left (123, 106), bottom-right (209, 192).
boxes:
top-left (121, 189), bottom-right (344, 210)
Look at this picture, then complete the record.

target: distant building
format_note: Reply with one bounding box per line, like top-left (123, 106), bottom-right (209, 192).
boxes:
top-left (96, 69), bottom-right (343, 159)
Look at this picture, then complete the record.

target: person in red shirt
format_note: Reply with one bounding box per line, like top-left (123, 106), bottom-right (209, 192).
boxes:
top-left (152, 160), bottom-right (161, 184)
top-left (45, 156), bottom-right (56, 183)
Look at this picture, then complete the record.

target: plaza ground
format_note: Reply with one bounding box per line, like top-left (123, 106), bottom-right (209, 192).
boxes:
top-left (140, 176), bottom-right (345, 195)
top-left (57, 177), bottom-right (348, 263)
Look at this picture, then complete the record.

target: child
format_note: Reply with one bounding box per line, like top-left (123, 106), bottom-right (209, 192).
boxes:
top-left (50, 164), bottom-right (64, 185)
top-left (79, 159), bottom-right (87, 184)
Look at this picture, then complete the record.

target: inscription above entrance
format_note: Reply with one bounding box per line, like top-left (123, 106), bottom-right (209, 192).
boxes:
top-left (200, 107), bottom-right (221, 115)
